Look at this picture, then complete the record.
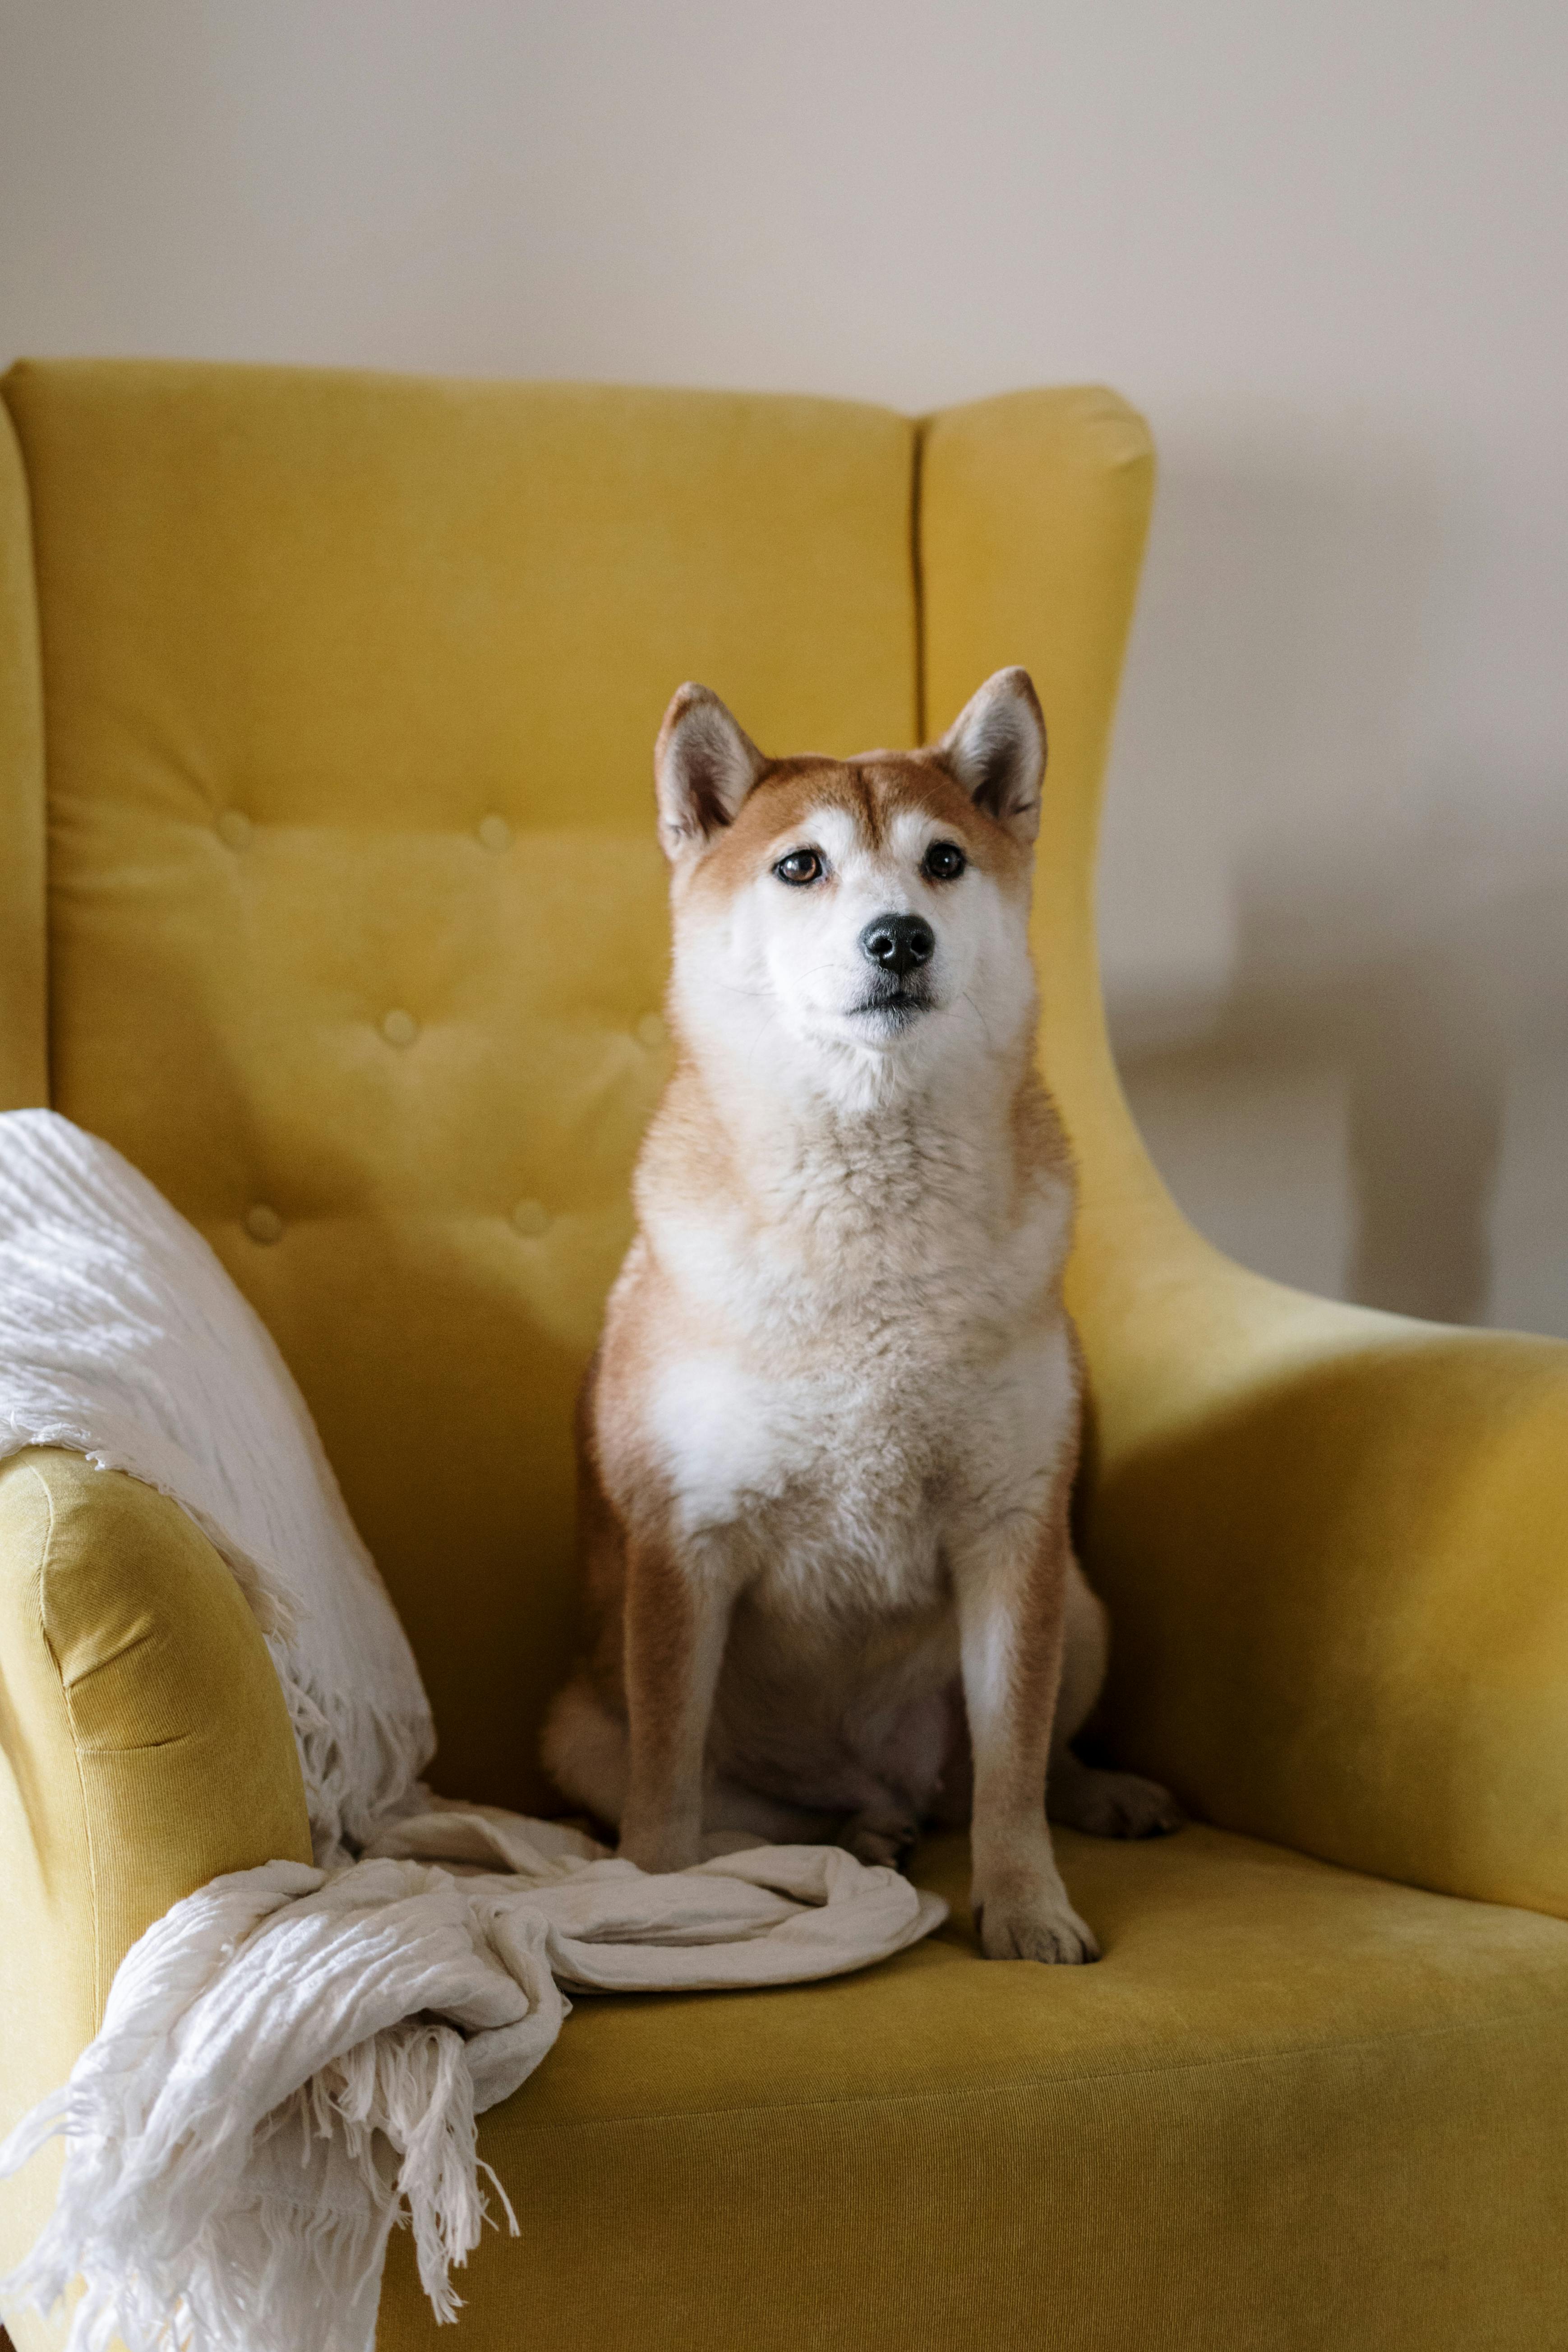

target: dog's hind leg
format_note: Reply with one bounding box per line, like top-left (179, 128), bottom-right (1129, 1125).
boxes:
top-left (839, 1687), bottom-right (955, 1863)
top-left (1046, 1561), bottom-right (1183, 1839)
top-left (540, 1676), bottom-right (630, 1831)
top-left (543, 1679), bottom-right (839, 1849)
top-left (704, 1776), bottom-right (839, 1848)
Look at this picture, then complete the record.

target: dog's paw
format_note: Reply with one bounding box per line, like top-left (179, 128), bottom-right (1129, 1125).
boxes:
top-left (1049, 1763), bottom-right (1184, 1840)
top-left (973, 1885), bottom-right (1101, 1965)
top-left (842, 1813), bottom-right (919, 1870)
top-left (617, 1821), bottom-right (702, 1874)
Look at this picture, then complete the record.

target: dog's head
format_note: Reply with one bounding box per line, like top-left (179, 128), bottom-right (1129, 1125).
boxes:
top-left (654, 669), bottom-right (1045, 1106)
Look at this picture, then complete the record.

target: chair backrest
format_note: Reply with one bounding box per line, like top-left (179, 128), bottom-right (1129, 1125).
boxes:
top-left (0, 361), bottom-right (1153, 1809)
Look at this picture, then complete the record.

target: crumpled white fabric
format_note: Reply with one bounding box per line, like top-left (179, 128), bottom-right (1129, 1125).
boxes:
top-left (2, 1812), bottom-right (939, 2352)
top-left (0, 1114), bottom-right (946, 2352)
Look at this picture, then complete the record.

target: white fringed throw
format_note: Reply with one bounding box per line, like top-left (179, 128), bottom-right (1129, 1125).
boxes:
top-left (0, 1114), bottom-right (945, 2352)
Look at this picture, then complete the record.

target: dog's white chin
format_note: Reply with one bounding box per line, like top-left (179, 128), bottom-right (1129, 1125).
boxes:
top-left (843, 1002), bottom-right (930, 1044)
top-left (799, 1000), bottom-right (939, 1056)
top-left (759, 1006), bottom-right (953, 1113)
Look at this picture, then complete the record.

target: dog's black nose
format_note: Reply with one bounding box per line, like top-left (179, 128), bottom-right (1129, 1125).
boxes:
top-left (860, 913), bottom-right (936, 976)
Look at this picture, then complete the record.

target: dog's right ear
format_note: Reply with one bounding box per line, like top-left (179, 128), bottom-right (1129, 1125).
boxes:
top-left (654, 684), bottom-right (767, 858)
top-left (935, 668), bottom-right (1047, 845)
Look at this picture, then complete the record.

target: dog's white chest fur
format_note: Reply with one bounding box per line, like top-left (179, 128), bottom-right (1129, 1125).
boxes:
top-left (636, 1111), bottom-right (1076, 1625)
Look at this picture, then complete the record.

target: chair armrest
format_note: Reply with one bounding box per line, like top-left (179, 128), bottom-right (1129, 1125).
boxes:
top-left (1076, 1217), bottom-right (1568, 1919)
top-left (0, 1446), bottom-right (311, 2340)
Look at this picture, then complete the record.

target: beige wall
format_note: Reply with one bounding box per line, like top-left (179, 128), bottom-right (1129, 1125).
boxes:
top-left (5, 0), bottom-right (1566, 1331)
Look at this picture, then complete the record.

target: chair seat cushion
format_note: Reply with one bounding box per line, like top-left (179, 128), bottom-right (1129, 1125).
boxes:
top-left (376, 1822), bottom-right (1568, 2352)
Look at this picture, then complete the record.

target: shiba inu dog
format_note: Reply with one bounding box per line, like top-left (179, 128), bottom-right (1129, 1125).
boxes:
top-left (543, 668), bottom-right (1178, 1962)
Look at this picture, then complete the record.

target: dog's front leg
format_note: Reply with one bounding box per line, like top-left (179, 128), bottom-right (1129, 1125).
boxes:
top-left (618, 1531), bottom-right (734, 1874)
top-left (955, 1504), bottom-right (1100, 1964)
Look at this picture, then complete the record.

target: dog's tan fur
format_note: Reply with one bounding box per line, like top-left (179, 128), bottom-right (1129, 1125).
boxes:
top-left (544, 669), bottom-right (1177, 1962)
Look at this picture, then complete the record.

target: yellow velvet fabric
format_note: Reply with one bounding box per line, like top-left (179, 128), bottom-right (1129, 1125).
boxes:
top-left (0, 398), bottom-right (47, 1113)
top-left (3, 359), bottom-right (918, 1817)
top-left (1, 359), bottom-right (1565, 2351)
top-left (381, 1825), bottom-right (1568, 2352)
top-left (1089, 1311), bottom-right (1568, 1917)
top-left (0, 1449), bottom-right (310, 2352)
top-left (914, 387), bottom-right (1568, 1917)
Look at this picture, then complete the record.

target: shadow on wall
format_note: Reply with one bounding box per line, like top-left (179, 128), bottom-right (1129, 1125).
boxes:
top-left (1100, 420), bottom-right (1568, 1328)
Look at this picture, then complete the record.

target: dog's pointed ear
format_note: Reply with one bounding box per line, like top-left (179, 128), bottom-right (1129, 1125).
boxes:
top-left (935, 668), bottom-right (1047, 845)
top-left (655, 684), bottom-right (767, 857)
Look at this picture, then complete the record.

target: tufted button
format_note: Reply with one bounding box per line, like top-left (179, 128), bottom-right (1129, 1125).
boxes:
top-left (217, 810), bottom-right (253, 852)
top-left (636, 1012), bottom-right (668, 1049)
top-left (381, 1009), bottom-right (419, 1048)
top-left (244, 1204), bottom-right (283, 1245)
top-left (511, 1199), bottom-right (551, 1238)
top-left (477, 814), bottom-right (512, 853)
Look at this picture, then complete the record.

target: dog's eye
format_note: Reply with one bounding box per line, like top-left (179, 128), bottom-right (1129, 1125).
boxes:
top-left (774, 849), bottom-right (825, 886)
top-left (922, 841), bottom-right (967, 882)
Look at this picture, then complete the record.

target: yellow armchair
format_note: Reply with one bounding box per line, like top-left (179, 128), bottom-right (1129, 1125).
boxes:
top-left (2, 360), bottom-right (1565, 2352)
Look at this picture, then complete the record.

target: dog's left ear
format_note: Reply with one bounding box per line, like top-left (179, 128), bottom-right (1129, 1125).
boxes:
top-left (935, 668), bottom-right (1047, 846)
top-left (655, 683), bottom-right (767, 857)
